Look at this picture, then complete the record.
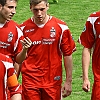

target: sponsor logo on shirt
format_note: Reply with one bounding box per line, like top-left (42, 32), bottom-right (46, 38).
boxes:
top-left (0, 41), bottom-right (10, 48)
top-left (32, 41), bottom-right (41, 45)
top-left (42, 38), bottom-right (55, 45)
top-left (25, 29), bottom-right (34, 33)
top-left (32, 39), bottom-right (55, 45)
top-left (50, 27), bottom-right (56, 38)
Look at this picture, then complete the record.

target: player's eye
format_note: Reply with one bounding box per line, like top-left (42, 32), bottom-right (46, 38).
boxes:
top-left (40, 8), bottom-right (45, 11)
top-left (8, 6), bottom-right (16, 9)
top-left (33, 8), bottom-right (45, 12)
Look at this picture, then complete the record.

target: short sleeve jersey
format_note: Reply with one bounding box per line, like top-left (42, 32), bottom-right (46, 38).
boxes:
top-left (0, 53), bottom-right (16, 100)
top-left (20, 16), bottom-right (76, 87)
top-left (78, 11), bottom-right (100, 81)
top-left (0, 20), bottom-right (23, 61)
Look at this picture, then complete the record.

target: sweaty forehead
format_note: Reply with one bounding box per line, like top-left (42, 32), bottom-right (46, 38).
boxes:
top-left (5, 0), bottom-right (17, 5)
top-left (6, 0), bottom-right (17, 3)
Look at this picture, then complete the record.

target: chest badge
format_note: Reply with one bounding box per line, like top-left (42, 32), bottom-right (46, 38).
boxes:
top-left (7, 32), bottom-right (13, 42)
top-left (50, 27), bottom-right (56, 38)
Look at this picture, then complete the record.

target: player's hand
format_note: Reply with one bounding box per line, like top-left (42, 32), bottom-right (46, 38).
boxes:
top-left (61, 81), bottom-right (72, 98)
top-left (82, 79), bottom-right (90, 92)
top-left (20, 37), bottom-right (32, 50)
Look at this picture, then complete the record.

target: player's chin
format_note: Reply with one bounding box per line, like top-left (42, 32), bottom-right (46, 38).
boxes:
top-left (7, 18), bottom-right (12, 21)
top-left (7, 16), bottom-right (13, 20)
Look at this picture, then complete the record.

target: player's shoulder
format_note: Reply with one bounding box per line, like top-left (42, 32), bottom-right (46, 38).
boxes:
top-left (20, 18), bottom-right (33, 31)
top-left (89, 11), bottom-right (100, 17)
top-left (9, 20), bottom-right (18, 25)
top-left (20, 18), bottom-right (32, 26)
top-left (52, 16), bottom-right (66, 25)
top-left (7, 20), bottom-right (20, 29)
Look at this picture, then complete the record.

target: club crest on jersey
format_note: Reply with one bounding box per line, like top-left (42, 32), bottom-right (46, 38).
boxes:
top-left (7, 32), bottom-right (13, 42)
top-left (50, 27), bottom-right (56, 38)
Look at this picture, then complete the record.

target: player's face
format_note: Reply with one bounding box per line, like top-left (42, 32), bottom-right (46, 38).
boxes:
top-left (0, 0), bottom-right (17, 23)
top-left (30, 1), bottom-right (49, 24)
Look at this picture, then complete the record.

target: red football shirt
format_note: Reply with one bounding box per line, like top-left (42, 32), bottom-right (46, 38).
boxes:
top-left (0, 53), bottom-right (21, 100)
top-left (20, 16), bottom-right (76, 87)
top-left (78, 11), bottom-right (100, 81)
top-left (0, 20), bottom-right (23, 62)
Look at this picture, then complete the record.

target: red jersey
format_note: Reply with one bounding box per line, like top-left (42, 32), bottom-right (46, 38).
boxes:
top-left (0, 20), bottom-right (23, 61)
top-left (20, 16), bottom-right (76, 87)
top-left (0, 53), bottom-right (21, 100)
top-left (78, 11), bottom-right (100, 81)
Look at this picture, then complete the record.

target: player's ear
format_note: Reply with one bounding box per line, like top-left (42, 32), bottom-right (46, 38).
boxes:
top-left (30, 5), bottom-right (32, 10)
top-left (0, 4), bottom-right (3, 11)
top-left (46, 3), bottom-right (49, 10)
top-left (30, 5), bottom-right (33, 12)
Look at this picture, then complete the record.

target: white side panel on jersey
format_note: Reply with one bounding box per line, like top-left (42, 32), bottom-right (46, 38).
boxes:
top-left (20, 26), bottom-right (25, 31)
top-left (58, 23), bottom-right (69, 55)
top-left (14, 26), bottom-right (23, 51)
top-left (87, 17), bottom-right (98, 37)
top-left (87, 17), bottom-right (99, 51)
top-left (1, 61), bottom-right (14, 100)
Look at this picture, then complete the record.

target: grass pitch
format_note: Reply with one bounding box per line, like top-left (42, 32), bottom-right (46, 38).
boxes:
top-left (13, 0), bottom-right (100, 100)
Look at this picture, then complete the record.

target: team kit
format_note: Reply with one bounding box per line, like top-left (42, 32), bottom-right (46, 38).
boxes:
top-left (0, 0), bottom-right (100, 100)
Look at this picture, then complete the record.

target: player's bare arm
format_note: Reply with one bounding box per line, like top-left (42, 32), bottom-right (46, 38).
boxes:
top-left (16, 37), bottom-right (32, 63)
top-left (82, 47), bottom-right (91, 92)
top-left (62, 55), bottom-right (72, 98)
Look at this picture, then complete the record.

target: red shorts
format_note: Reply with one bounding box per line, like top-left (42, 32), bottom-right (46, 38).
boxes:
top-left (22, 85), bottom-right (61, 100)
top-left (91, 82), bottom-right (100, 100)
top-left (7, 84), bottom-right (22, 100)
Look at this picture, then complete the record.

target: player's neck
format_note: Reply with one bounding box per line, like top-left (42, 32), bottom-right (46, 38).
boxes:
top-left (0, 16), bottom-right (7, 24)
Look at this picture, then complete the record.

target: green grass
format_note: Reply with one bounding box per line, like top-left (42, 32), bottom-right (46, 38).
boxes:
top-left (13, 0), bottom-right (100, 100)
